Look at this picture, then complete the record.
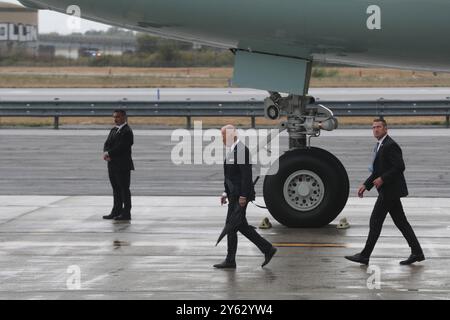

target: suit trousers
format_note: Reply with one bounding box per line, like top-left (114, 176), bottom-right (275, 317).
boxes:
top-left (361, 195), bottom-right (423, 257)
top-left (226, 196), bottom-right (273, 262)
top-left (108, 165), bottom-right (132, 215)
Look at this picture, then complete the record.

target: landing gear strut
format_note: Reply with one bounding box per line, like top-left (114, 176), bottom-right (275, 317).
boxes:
top-left (262, 92), bottom-right (349, 227)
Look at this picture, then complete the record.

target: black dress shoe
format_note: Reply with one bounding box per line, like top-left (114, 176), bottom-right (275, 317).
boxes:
top-left (103, 213), bottom-right (119, 219)
top-left (114, 214), bottom-right (131, 221)
top-left (400, 253), bottom-right (425, 265)
top-left (261, 247), bottom-right (277, 268)
top-left (213, 261), bottom-right (236, 269)
top-left (345, 253), bottom-right (369, 265)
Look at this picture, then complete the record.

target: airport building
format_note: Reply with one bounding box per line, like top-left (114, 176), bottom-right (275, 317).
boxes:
top-left (0, 1), bottom-right (38, 56)
top-left (38, 33), bottom-right (137, 59)
top-left (0, 2), bottom-right (135, 59)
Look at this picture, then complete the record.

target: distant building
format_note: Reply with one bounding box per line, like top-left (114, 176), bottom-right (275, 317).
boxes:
top-left (38, 33), bottom-right (136, 59)
top-left (0, 2), bottom-right (135, 59)
top-left (0, 1), bottom-right (38, 56)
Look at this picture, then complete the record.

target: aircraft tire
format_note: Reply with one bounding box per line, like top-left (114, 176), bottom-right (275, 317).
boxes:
top-left (263, 147), bottom-right (349, 227)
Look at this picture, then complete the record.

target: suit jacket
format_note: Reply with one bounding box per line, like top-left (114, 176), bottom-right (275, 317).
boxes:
top-left (223, 141), bottom-right (255, 200)
top-left (364, 135), bottom-right (408, 199)
top-left (103, 124), bottom-right (135, 171)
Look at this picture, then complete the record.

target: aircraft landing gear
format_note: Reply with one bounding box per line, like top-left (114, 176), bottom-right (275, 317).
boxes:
top-left (262, 92), bottom-right (349, 227)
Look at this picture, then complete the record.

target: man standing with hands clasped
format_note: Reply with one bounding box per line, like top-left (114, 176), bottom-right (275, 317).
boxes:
top-left (102, 110), bottom-right (135, 222)
top-left (346, 119), bottom-right (424, 265)
top-left (214, 125), bottom-right (277, 269)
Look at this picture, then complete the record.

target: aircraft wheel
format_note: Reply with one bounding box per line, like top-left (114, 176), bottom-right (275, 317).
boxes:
top-left (263, 147), bottom-right (349, 227)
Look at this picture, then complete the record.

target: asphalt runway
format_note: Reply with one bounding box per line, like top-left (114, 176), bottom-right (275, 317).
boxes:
top-left (1, 87), bottom-right (450, 101)
top-left (0, 129), bottom-right (449, 197)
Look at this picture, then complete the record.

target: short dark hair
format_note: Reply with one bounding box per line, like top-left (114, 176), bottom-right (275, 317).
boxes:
top-left (113, 109), bottom-right (126, 116)
top-left (373, 118), bottom-right (387, 127)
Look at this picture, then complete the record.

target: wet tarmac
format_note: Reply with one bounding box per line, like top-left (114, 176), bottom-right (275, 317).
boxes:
top-left (0, 196), bottom-right (449, 300)
top-left (0, 128), bottom-right (449, 299)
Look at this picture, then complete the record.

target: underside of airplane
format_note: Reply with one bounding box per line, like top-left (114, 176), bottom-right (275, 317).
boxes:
top-left (17, 0), bottom-right (450, 227)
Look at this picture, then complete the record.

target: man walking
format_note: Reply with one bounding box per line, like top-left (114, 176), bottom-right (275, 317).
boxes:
top-left (214, 125), bottom-right (277, 269)
top-left (346, 119), bottom-right (424, 265)
top-left (102, 110), bottom-right (135, 221)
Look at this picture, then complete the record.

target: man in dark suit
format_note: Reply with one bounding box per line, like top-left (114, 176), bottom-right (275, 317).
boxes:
top-left (214, 125), bottom-right (277, 269)
top-left (102, 110), bottom-right (135, 221)
top-left (346, 119), bottom-right (424, 265)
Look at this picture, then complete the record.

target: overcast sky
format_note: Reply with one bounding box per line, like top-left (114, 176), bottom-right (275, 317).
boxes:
top-left (3, 0), bottom-right (111, 34)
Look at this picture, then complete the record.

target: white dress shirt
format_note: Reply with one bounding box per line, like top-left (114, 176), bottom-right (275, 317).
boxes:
top-left (376, 134), bottom-right (388, 152)
top-left (115, 122), bottom-right (128, 133)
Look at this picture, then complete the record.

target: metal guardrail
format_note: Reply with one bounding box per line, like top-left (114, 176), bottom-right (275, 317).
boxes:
top-left (1, 99), bottom-right (450, 129)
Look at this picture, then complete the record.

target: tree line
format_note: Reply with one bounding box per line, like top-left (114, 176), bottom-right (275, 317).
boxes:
top-left (0, 27), bottom-right (234, 67)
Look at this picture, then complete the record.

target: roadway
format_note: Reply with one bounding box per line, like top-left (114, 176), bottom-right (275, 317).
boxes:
top-left (1, 87), bottom-right (450, 101)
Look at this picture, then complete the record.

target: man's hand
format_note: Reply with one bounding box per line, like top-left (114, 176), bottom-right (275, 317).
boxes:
top-left (103, 152), bottom-right (111, 162)
top-left (358, 185), bottom-right (366, 198)
top-left (239, 196), bottom-right (247, 207)
top-left (373, 177), bottom-right (384, 189)
top-left (220, 194), bottom-right (228, 206)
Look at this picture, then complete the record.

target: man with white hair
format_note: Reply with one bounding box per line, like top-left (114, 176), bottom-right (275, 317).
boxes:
top-left (214, 125), bottom-right (277, 269)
